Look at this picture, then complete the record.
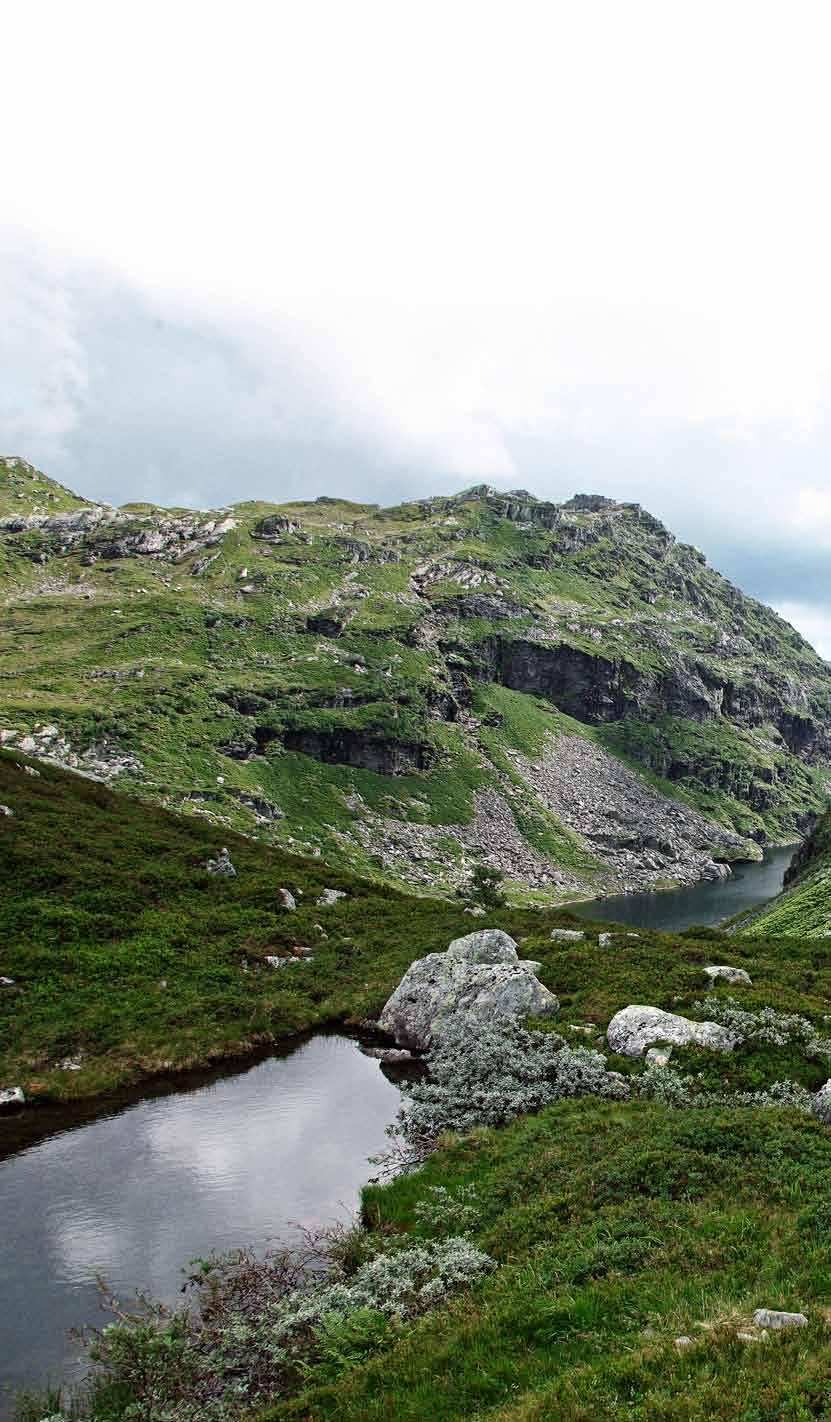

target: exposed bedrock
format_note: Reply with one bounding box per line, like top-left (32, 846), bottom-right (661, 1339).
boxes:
top-left (283, 728), bottom-right (433, 775)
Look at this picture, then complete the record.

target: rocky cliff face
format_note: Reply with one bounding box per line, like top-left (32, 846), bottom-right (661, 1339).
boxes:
top-left (0, 462), bottom-right (828, 902)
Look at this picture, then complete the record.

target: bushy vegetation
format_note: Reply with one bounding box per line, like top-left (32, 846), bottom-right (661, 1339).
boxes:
top-left (738, 808), bottom-right (831, 938)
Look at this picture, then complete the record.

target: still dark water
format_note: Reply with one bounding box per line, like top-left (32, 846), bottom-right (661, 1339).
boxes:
top-left (0, 1035), bottom-right (403, 1418)
top-left (571, 845), bottom-right (794, 933)
top-left (0, 849), bottom-right (794, 1415)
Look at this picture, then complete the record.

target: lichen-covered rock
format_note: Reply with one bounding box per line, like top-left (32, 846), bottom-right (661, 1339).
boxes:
top-left (606, 1005), bottom-right (737, 1058)
top-left (206, 847), bottom-right (236, 877)
top-left (550, 928), bottom-right (585, 942)
top-left (277, 887), bottom-right (297, 910)
top-left (317, 887), bottom-right (347, 907)
top-left (811, 1080), bottom-right (831, 1124)
top-left (379, 929), bottom-right (559, 1050)
top-left (704, 964), bottom-right (752, 986)
top-left (752, 1308), bottom-right (808, 1330)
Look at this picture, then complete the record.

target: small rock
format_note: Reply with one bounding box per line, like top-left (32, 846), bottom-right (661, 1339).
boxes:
top-left (811, 1080), bottom-right (831, 1124)
top-left (18, 736), bottom-right (37, 753)
top-left (206, 847), bottom-right (236, 877)
top-left (737, 1331), bottom-right (767, 1343)
top-left (645, 1045), bottom-right (673, 1067)
top-left (674, 1335), bottom-right (694, 1349)
top-left (752, 1309), bottom-right (808, 1330)
top-left (598, 932), bottom-right (613, 947)
top-left (22, 765), bottom-right (40, 777)
top-left (0, 1086), bottom-right (24, 1111)
top-left (550, 928), bottom-right (585, 942)
top-left (314, 924), bottom-right (329, 938)
top-left (290, 945), bottom-right (313, 957)
top-left (607, 1005), bottom-right (738, 1058)
top-left (265, 955), bottom-right (294, 968)
top-left (704, 964), bottom-right (752, 986)
top-left (277, 887), bottom-right (297, 910)
top-left (59, 1055), bottom-right (83, 1072)
top-left (0, 976), bottom-right (14, 986)
top-left (0, 805), bottom-right (13, 817)
top-left (317, 888), bottom-right (346, 907)
top-left (464, 905), bottom-right (487, 916)
top-left (361, 1046), bottom-right (415, 1063)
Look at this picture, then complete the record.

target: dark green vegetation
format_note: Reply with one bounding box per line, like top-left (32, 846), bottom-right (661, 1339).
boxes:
top-left (2, 459), bottom-right (830, 903)
top-left (737, 807), bottom-right (831, 939)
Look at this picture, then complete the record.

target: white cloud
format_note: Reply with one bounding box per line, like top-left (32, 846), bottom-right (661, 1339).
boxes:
top-left (776, 602), bottom-right (831, 661)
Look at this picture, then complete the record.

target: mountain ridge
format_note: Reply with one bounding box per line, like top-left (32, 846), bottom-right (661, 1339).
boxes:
top-left (1, 457), bottom-right (828, 902)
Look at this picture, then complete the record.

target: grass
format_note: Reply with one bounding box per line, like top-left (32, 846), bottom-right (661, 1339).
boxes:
top-left (263, 1100), bottom-right (831, 1422)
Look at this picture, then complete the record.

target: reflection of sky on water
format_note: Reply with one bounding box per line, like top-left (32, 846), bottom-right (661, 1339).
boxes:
top-left (0, 1036), bottom-right (401, 1415)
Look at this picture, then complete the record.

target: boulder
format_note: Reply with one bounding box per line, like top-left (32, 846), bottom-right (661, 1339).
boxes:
top-left (378, 929), bottom-right (559, 1051)
top-left (0, 1086), bottom-right (24, 1111)
top-left (206, 847), bottom-right (236, 877)
top-left (607, 1005), bottom-right (738, 1058)
top-left (704, 964), bottom-right (752, 986)
top-left (550, 928), bottom-right (585, 942)
top-left (277, 887), bottom-right (297, 910)
top-left (700, 860), bottom-right (731, 881)
top-left (752, 1309), bottom-right (807, 1330)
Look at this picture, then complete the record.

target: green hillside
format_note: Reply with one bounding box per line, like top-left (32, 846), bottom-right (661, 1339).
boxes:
top-left (737, 810), bottom-right (831, 938)
top-left (1, 466), bottom-right (829, 905)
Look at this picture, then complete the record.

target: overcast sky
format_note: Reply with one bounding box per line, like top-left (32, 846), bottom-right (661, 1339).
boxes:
top-left (3, 2), bottom-right (831, 651)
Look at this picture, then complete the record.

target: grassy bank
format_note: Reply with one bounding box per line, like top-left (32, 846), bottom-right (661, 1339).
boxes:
top-left (272, 1099), bottom-right (831, 1422)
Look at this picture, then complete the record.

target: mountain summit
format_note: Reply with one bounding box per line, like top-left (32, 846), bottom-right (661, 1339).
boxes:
top-left (0, 464), bottom-right (828, 901)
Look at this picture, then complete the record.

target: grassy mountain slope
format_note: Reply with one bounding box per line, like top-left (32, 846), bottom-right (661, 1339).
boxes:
top-left (737, 810), bottom-right (831, 938)
top-left (1, 462), bottom-right (829, 903)
top-left (0, 748), bottom-right (583, 1104)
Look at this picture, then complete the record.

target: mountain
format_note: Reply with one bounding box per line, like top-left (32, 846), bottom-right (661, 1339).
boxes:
top-left (1, 461), bottom-right (829, 903)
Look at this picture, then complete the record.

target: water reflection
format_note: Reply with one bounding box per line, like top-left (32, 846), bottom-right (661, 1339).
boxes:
top-left (0, 1034), bottom-right (402, 1415)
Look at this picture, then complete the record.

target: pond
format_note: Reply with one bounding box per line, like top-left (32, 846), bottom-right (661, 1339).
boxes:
top-left (0, 1034), bottom-right (404, 1418)
top-left (1, 847), bottom-right (795, 1415)
top-left (570, 844), bottom-right (795, 933)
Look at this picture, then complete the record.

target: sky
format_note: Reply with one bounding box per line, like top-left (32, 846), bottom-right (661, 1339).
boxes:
top-left (2, 2), bottom-right (831, 651)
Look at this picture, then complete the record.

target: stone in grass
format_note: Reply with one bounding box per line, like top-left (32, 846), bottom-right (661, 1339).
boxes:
top-left (752, 1308), bottom-right (808, 1330)
top-left (277, 887), bottom-right (297, 910)
top-left (379, 928), bottom-right (559, 1051)
top-left (0, 1086), bottom-right (25, 1111)
top-left (674, 1335), bottom-right (694, 1349)
top-left (0, 805), bottom-right (13, 817)
top-left (607, 1005), bottom-right (737, 1058)
top-left (206, 847), bottom-right (236, 877)
top-left (317, 887), bottom-right (347, 907)
top-left (0, 976), bottom-right (14, 987)
top-left (811, 1080), bottom-right (831, 1124)
top-left (550, 928), bottom-right (585, 942)
top-left (645, 1045), bottom-right (673, 1067)
top-left (598, 932), bottom-right (613, 947)
top-left (704, 964), bottom-right (752, 986)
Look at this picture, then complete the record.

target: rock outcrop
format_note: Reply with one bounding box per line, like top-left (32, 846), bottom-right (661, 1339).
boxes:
top-left (379, 929), bottom-right (559, 1050)
top-left (607, 1005), bottom-right (738, 1058)
top-left (704, 964), bottom-right (752, 985)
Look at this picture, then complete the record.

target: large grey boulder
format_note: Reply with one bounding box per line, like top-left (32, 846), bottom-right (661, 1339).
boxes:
top-left (607, 1005), bottom-right (738, 1058)
top-left (378, 929), bottom-right (559, 1051)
